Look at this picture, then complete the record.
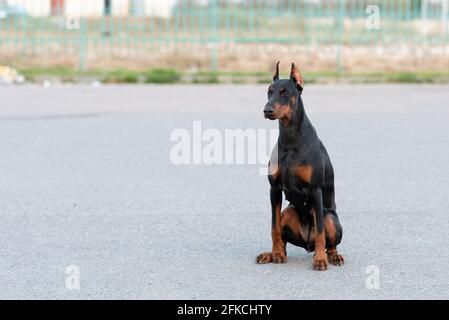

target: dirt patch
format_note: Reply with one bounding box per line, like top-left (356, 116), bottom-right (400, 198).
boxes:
top-left (2, 42), bottom-right (449, 74)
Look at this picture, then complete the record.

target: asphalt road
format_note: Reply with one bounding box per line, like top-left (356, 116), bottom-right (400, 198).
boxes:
top-left (0, 84), bottom-right (448, 299)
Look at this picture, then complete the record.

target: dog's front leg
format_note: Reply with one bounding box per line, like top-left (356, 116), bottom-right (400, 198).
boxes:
top-left (270, 187), bottom-right (286, 262)
top-left (256, 187), bottom-right (287, 264)
top-left (312, 188), bottom-right (328, 271)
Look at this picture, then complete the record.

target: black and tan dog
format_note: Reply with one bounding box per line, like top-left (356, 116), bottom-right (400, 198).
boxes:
top-left (256, 62), bottom-right (344, 271)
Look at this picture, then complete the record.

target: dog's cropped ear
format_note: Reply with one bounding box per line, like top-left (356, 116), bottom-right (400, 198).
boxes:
top-left (290, 63), bottom-right (304, 91)
top-left (273, 61), bottom-right (280, 82)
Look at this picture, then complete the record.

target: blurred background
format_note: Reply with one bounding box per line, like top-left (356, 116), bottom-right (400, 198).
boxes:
top-left (1, 0), bottom-right (449, 84)
top-left (1, 1), bottom-right (449, 300)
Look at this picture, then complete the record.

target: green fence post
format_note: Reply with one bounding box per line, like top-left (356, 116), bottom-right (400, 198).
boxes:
top-left (209, 0), bottom-right (218, 73)
top-left (336, 0), bottom-right (345, 75)
top-left (78, 17), bottom-right (87, 71)
top-left (443, 0), bottom-right (449, 42)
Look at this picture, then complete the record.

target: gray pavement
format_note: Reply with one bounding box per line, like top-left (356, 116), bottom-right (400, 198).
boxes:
top-left (0, 84), bottom-right (448, 299)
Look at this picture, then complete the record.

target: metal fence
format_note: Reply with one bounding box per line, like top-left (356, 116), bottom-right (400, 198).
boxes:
top-left (0, 0), bottom-right (448, 71)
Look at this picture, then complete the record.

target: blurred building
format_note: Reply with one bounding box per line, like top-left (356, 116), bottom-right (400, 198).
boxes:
top-left (4, 0), bottom-right (177, 17)
top-left (1, 0), bottom-right (448, 73)
top-left (2, 0), bottom-right (51, 16)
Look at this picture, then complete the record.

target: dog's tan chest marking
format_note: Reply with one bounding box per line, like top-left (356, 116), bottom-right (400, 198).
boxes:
top-left (294, 165), bottom-right (313, 183)
top-left (268, 162), bottom-right (281, 181)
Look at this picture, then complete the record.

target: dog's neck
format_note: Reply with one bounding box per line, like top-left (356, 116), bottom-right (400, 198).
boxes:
top-left (278, 96), bottom-right (315, 148)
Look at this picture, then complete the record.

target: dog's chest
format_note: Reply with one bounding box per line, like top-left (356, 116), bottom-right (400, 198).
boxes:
top-left (278, 165), bottom-right (312, 202)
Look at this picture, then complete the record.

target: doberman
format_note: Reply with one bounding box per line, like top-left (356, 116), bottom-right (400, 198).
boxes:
top-left (256, 62), bottom-right (344, 271)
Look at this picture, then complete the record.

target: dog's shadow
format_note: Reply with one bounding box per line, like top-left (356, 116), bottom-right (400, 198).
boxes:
top-left (284, 250), bottom-right (314, 267)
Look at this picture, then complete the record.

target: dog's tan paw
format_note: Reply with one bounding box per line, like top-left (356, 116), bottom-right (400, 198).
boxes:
top-left (313, 252), bottom-right (328, 271)
top-left (327, 252), bottom-right (344, 266)
top-left (256, 251), bottom-right (287, 264)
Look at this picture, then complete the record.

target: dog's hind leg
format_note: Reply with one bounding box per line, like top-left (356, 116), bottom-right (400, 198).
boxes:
top-left (324, 210), bottom-right (344, 266)
top-left (280, 206), bottom-right (311, 251)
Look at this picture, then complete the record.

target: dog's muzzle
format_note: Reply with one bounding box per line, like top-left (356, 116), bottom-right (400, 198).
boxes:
top-left (264, 105), bottom-right (275, 119)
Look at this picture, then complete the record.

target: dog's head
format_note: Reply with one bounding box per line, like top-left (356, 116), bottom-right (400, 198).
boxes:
top-left (264, 62), bottom-right (304, 124)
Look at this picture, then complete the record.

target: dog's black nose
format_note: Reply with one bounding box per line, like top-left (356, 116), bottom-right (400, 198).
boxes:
top-left (264, 108), bottom-right (274, 119)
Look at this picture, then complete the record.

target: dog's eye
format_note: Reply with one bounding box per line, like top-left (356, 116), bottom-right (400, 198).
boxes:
top-left (281, 91), bottom-right (289, 97)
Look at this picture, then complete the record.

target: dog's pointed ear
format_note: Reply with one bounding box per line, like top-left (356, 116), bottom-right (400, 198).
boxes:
top-left (273, 61), bottom-right (280, 81)
top-left (290, 63), bottom-right (304, 91)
